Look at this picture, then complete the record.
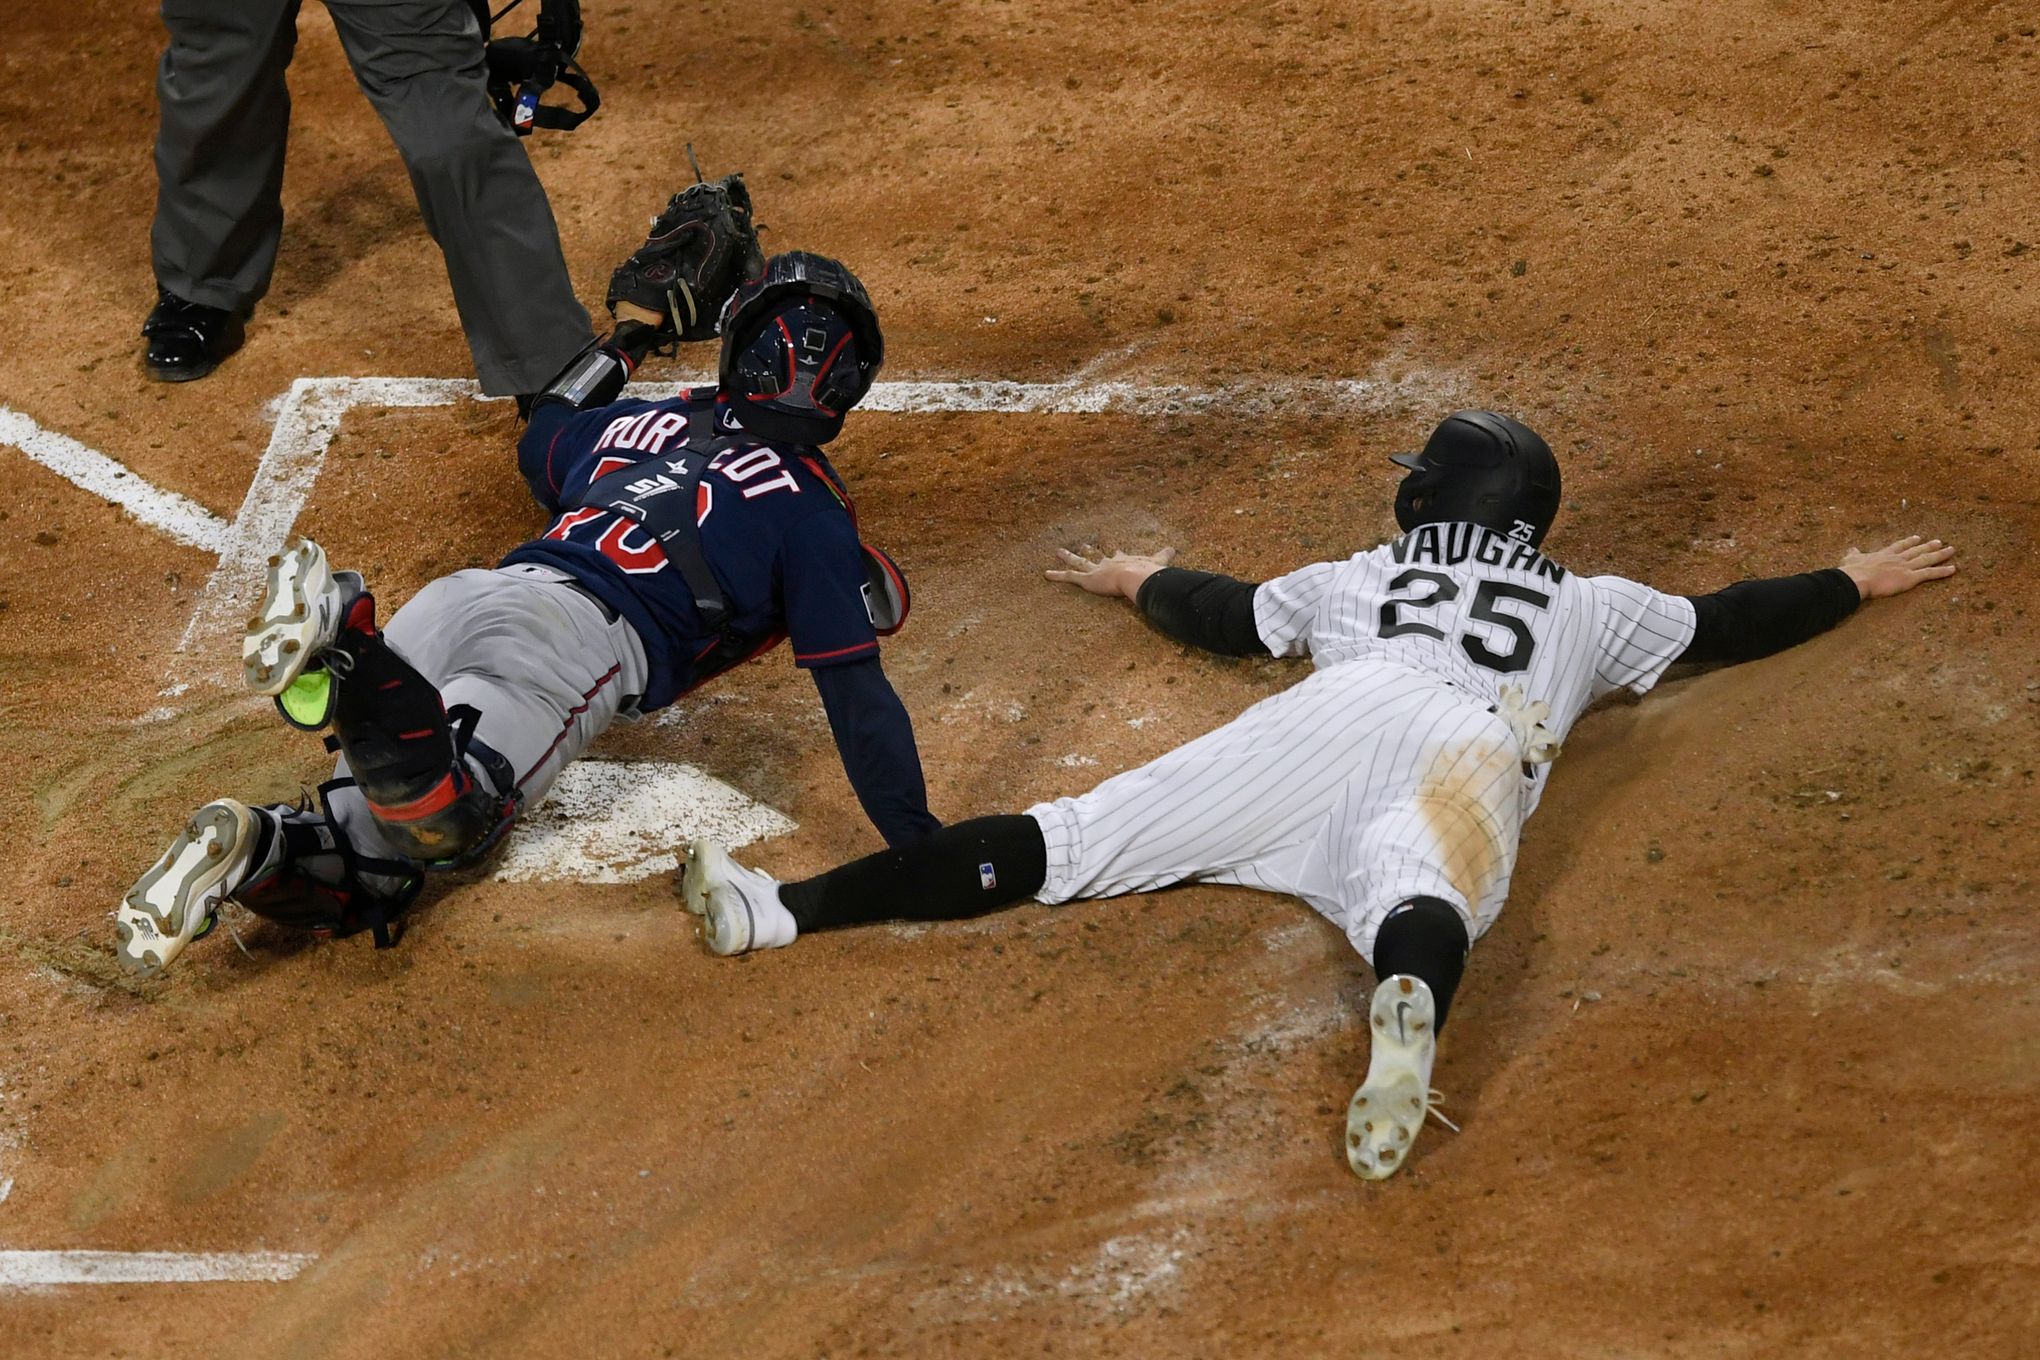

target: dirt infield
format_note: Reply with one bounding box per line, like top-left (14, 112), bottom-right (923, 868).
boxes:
top-left (3, 0), bottom-right (2036, 1354)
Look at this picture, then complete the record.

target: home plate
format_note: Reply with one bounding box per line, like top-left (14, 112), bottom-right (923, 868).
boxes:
top-left (491, 759), bottom-right (795, 885)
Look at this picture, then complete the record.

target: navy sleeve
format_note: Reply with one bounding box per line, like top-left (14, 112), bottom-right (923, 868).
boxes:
top-left (781, 508), bottom-right (882, 669)
top-left (517, 402), bottom-right (581, 510)
top-left (517, 396), bottom-right (672, 509)
top-left (1677, 569), bottom-right (1862, 665)
top-left (1135, 568), bottom-right (1272, 657)
top-left (810, 658), bottom-right (941, 847)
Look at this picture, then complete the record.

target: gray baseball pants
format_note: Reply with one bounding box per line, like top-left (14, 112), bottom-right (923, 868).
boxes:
top-left (324, 564), bottom-right (650, 869)
top-left (150, 0), bottom-right (594, 395)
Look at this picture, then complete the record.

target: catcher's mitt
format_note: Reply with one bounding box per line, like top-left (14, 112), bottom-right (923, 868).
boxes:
top-left (606, 168), bottom-right (765, 344)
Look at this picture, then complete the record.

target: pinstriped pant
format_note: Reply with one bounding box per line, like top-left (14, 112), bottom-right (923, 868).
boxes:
top-left (1027, 660), bottom-right (1526, 963)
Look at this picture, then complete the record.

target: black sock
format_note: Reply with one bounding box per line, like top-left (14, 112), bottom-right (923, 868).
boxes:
top-left (779, 815), bottom-right (1048, 933)
top-left (1372, 896), bottom-right (1470, 1031)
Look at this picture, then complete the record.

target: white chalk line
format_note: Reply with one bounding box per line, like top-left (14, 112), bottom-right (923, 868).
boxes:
top-left (0, 1069), bottom-right (17, 1207)
top-left (3, 368), bottom-right (1442, 696)
top-left (0, 405), bottom-right (229, 554)
top-left (167, 377), bottom-right (472, 691)
top-left (0, 1250), bottom-right (315, 1288)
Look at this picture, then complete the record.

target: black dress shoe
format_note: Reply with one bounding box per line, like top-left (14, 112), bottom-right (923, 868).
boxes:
top-left (141, 290), bottom-right (246, 383)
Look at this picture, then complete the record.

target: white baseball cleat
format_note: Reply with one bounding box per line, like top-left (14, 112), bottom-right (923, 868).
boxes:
top-left (1345, 973), bottom-right (1453, 1181)
top-left (116, 800), bottom-right (278, 976)
top-left (681, 838), bottom-right (796, 956)
top-left (241, 537), bottom-right (365, 696)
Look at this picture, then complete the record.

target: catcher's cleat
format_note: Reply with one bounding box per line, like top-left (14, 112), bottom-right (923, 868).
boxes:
top-left (680, 839), bottom-right (795, 956)
top-left (241, 538), bottom-right (371, 701)
top-left (1345, 974), bottom-right (1455, 1181)
top-left (117, 800), bottom-right (280, 975)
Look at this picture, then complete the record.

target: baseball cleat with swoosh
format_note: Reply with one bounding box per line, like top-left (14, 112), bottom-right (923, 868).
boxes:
top-left (1346, 973), bottom-right (1452, 1181)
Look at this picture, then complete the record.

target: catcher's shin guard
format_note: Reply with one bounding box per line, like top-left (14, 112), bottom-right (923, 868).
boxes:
top-left (325, 626), bottom-right (523, 868)
top-left (234, 784), bottom-right (425, 949)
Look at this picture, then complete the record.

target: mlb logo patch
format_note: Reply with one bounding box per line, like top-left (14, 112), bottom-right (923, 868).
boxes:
top-left (978, 862), bottom-right (997, 891)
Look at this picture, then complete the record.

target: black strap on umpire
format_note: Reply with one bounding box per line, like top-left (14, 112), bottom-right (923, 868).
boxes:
top-left (469, 0), bottom-right (601, 135)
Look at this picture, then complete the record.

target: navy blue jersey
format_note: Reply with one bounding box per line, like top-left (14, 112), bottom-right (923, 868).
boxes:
top-left (505, 388), bottom-right (881, 710)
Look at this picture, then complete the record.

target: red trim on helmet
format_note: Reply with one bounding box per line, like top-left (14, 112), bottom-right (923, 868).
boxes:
top-left (775, 315), bottom-right (797, 395)
top-left (808, 330), bottom-right (855, 415)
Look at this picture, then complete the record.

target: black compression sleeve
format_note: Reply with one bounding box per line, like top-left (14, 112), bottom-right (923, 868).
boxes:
top-left (1371, 897), bottom-right (1471, 1032)
top-left (778, 815), bottom-right (1048, 932)
top-left (1678, 568), bottom-right (1862, 665)
top-left (1134, 568), bottom-right (1272, 657)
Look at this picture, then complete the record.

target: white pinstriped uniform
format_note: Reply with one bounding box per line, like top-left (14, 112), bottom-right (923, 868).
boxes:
top-left (1026, 522), bottom-right (1698, 960)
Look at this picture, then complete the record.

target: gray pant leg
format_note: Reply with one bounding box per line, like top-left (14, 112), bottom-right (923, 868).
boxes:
top-left (151, 0), bottom-right (303, 312)
top-left (326, 568), bottom-right (649, 866)
top-left (323, 0), bottom-right (594, 395)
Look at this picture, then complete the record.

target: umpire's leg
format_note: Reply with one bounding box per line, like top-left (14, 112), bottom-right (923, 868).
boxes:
top-left (151, 0), bottom-right (303, 312)
top-left (324, 0), bottom-right (593, 395)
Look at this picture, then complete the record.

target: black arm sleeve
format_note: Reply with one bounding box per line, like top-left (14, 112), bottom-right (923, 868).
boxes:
top-left (1677, 568), bottom-right (1862, 665)
top-left (1133, 568), bottom-right (1273, 657)
top-left (809, 657), bottom-right (942, 848)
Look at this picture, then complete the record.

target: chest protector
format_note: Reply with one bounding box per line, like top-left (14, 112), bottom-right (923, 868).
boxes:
top-left (565, 401), bottom-right (910, 664)
top-left (565, 403), bottom-right (750, 649)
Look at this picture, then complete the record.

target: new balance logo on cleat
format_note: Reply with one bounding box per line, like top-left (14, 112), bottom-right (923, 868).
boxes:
top-left (241, 538), bottom-right (367, 698)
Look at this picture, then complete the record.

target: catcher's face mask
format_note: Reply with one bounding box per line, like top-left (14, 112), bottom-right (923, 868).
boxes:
top-left (731, 300), bottom-right (868, 411)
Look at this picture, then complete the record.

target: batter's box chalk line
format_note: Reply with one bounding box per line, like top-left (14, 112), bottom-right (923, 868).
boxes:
top-left (1, 365), bottom-right (1464, 887)
top-left (0, 1250), bottom-right (317, 1289)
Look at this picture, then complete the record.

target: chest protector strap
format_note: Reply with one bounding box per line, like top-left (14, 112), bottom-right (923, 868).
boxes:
top-left (566, 404), bottom-right (748, 653)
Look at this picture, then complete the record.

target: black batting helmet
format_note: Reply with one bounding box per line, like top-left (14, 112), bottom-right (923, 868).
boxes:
top-left (1391, 410), bottom-right (1563, 547)
top-left (717, 252), bottom-right (884, 447)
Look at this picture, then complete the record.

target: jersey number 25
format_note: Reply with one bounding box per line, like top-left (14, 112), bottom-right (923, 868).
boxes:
top-left (1378, 568), bottom-right (1551, 674)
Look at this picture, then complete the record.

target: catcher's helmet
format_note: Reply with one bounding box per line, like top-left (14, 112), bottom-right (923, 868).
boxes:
top-left (1390, 410), bottom-right (1562, 548)
top-left (718, 252), bottom-right (884, 446)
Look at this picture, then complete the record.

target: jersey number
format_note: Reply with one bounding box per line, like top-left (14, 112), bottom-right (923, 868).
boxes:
top-left (1378, 569), bottom-right (1551, 675)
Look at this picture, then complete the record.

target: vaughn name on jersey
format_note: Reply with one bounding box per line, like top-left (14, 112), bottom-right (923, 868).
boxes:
top-left (1253, 522), bottom-right (1698, 767)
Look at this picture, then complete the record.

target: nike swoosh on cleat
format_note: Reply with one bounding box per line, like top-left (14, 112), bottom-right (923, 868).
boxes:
top-left (1395, 1000), bottom-right (1410, 1043)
